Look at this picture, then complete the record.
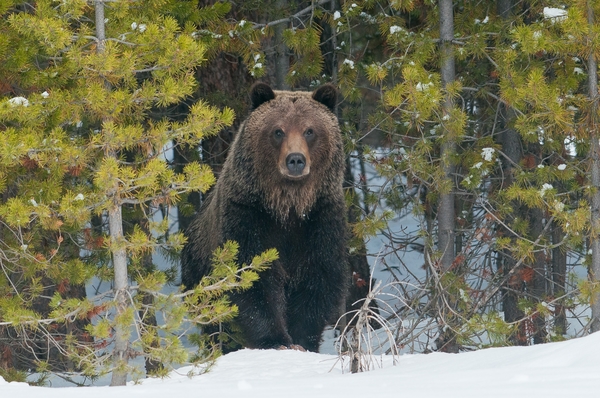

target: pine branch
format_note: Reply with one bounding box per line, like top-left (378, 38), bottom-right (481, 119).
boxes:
top-left (252, 0), bottom-right (331, 29)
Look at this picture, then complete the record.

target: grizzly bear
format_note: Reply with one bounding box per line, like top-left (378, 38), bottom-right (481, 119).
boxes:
top-left (181, 82), bottom-right (348, 352)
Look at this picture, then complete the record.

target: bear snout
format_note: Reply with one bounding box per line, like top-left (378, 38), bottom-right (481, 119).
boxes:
top-left (286, 153), bottom-right (306, 176)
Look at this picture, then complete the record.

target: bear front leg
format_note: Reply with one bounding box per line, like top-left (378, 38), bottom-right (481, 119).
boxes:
top-left (287, 298), bottom-right (327, 352)
top-left (286, 268), bottom-right (345, 352)
top-left (287, 203), bottom-right (348, 352)
top-left (222, 203), bottom-right (293, 349)
top-left (230, 268), bottom-right (294, 349)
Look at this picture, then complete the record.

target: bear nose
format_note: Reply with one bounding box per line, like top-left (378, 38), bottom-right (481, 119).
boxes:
top-left (286, 153), bottom-right (306, 175)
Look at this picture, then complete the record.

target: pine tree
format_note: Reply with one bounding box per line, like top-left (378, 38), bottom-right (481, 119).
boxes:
top-left (0, 0), bottom-right (276, 384)
top-left (323, 0), bottom-right (597, 349)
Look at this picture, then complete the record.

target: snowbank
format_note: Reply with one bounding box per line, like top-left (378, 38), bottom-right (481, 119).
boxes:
top-left (1, 332), bottom-right (599, 397)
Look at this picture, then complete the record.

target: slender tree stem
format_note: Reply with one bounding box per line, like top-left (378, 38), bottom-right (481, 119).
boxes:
top-left (274, 0), bottom-right (290, 90)
top-left (330, 0), bottom-right (338, 85)
top-left (435, 0), bottom-right (459, 353)
top-left (252, 0), bottom-right (331, 29)
top-left (94, 0), bottom-right (106, 53)
top-left (587, 0), bottom-right (600, 333)
top-left (94, 0), bottom-right (130, 384)
top-left (108, 202), bottom-right (129, 386)
top-left (438, 0), bottom-right (456, 271)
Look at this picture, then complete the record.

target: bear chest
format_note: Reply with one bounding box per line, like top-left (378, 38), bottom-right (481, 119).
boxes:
top-left (261, 219), bottom-right (313, 277)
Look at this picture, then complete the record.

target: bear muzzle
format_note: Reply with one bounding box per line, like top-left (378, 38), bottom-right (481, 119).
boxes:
top-left (281, 152), bottom-right (310, 179)
top-left (286, 153), bottom-right (306, 174)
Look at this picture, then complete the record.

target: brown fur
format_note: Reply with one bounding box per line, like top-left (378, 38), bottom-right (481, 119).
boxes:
top-left (226, 87), bottom-right (343, 222)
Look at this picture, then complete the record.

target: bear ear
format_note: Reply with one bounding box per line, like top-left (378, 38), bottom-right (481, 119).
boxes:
top-left (312, 84), bottom-right (337, 111)
top-left (250, 82), bottom-right (276, 109)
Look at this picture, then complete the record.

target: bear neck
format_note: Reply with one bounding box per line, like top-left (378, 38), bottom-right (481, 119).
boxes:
top-left (221, 155), bottom-right (312, 224)
top-left (260, 178), bottom-right (318, 224)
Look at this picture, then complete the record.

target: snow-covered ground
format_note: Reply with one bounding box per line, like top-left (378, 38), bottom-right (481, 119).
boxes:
top-left (2, 331), bottom-right (599, 397)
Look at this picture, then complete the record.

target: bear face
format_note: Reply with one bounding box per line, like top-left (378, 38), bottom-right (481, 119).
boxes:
top-left (236, 83), bottom-right (342, 222)
top-left (272, 122), bottom-right (313, 180)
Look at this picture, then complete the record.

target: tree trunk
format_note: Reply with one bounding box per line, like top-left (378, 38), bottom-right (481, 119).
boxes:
top-left (587, 0), bottom-right (600, 333)
top-left (274, 0), bottom-right (290, 90)
top-left (139, 246), bottom-right (162, 375)
top-left (179, 50), bottom-right (253, 232)
top-left (529, 206), bottom-right (547, 344)
top-left (326, 0), bottom-right (379, 329)
top-left (494, 0), bottom-right (530, 345)
top-left (108, 202), bottom-right (129, 386)
top-left (436, 0), bottom-right (458, 353)
top-left (94, 1), bottom-right (129, 385)
top-left (552, 221), bottom-right (567, 335)
top-left (437, 0), bottom-right (456, 272)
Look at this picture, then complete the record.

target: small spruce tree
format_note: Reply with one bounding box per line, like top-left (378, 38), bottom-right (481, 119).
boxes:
top-left (0, 0), bottom-right (276, 385)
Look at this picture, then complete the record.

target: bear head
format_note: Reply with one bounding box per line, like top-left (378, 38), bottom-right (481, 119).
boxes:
top-left (236, 82), bottom-right (343, 222)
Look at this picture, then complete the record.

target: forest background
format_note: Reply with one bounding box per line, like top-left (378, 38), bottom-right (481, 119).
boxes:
top-left (1, 0), bottom-right (600, 387)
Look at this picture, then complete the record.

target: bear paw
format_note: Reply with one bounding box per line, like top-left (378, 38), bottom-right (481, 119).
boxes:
top-left (276, 344), bottom-right (307, 352)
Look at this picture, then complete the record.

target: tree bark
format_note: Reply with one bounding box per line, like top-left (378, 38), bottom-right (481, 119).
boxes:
top-left (529, 206), bottom-right (547, 344)
top-left (94, 0), bottom-right (129, 385)
top-left (108, 202), bottom-right (129, 386)
top-left (587, 0), bottom-right (600, 333)
top-left (274, 0), bottom-right (290, 90)
top-left (497, 0), bottom-right (513, 19)
top-left (494, 0), bottom-right (530, 345)
top-left (436, 0), bottom-right (458, 353)
top-left (552, 221), bottom-right (567, 335)
top-left (437, 0), bottom-right (456, 272)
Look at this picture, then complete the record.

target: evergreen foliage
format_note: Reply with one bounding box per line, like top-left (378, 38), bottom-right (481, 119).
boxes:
top-left (0, 0), bottom-right (274, 384)
top-left (241, 0), bottom-right (600, 352)
top-left (326, 0), bottom-right (600, 349)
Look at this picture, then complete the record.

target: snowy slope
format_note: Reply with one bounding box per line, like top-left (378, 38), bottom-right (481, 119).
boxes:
top-left (2, 332), bottom-right (599, 397)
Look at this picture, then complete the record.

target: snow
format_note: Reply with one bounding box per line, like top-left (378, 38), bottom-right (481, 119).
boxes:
top-left (131, 22), bottom-right (146, 32)
top-left (474, 16), bottom-right (489, 25)
top-left (543, 7), bottom-right (567, 22)
top-left (389, 25), bottom-right (403, 35)
top-left (8, 96), bottom-right (29, 107)
top-left (481, 147), bottom-right (494, 161)
top-left (2, 332), bottom-right (600, 397)
top-left (415, 81), bottom-right (433, 92)
top-left (554, 200), bottom-right (565, 212)
top-left (540, 183), bottom-right (553, 196)
top-left (342, 59), bottom-right (355, 69)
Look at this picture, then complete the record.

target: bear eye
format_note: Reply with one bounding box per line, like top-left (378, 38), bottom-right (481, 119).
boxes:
top-left (274, 129), bottom-right (284, 138)
top-left (304, 129), bottom-right (314, 137)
